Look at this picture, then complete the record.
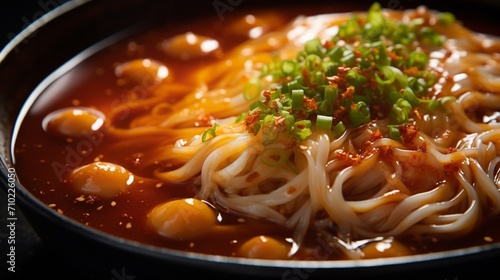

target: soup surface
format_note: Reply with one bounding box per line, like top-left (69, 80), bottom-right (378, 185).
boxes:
top-left (13, 2), bottom-right (500, 261)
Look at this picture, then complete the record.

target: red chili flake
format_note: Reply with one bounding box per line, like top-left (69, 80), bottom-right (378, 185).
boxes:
top-left (301, 67), bottom-right (312, 88)
top-left (335, 150), bottom-right (362, 166)
top-left (274, 115), bottom-right (286, 129)
top-left (333, 106), bottom-right (348, 122)
top-left (350, 102), bottom-right (358, 110)
top-left (337, 66), bottom-right (350, 76)
top-left (370, 129), bottom-right (383, 142)
top-left (400, 124), bottom-right (419, 144)
top-left (379, 145), bottom-right (394, 161)
top-left (263, 90), bottom-right (272, 103)
top-left (328, 76), bottom-right (342, 88)
top-left (387, 50), bottom-right (399, 60)
top-left (352, 49), bottom-right (363, 58)
top-left (404, 66), bottom-right (420, 77)
top-left (341, 86), bottom-right (355, 99)
top-left (323, 40), bottom-right (334, 50)
top-left (244, 108), bottom-right (261, 132)
top-left (412, 108), bottom-right (423, 121)
top-left (303, 97), bottom-right (318, 110)
top-left (269, 99), bottom-right (280, 111)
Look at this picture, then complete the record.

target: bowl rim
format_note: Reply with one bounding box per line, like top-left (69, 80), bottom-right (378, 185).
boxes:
top-left (2, 0), bottom-right (500, 277)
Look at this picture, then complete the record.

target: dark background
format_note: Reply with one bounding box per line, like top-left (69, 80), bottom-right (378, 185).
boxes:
top-left (1, 0), bottom-right (71, 49)
top-left (3, 0), bottom-right (500, 50)
top-left (1, 3), bottom-right (76, 280)
top-left (1, 1), bottom-right (500, 280)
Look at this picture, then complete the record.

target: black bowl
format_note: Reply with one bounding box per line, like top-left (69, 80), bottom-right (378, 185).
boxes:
top-left (2, 0), bottom-right (500, 279)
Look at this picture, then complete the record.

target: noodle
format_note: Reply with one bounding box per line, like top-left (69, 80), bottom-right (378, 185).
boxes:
top-left (134, 5), bottom-right (500, 257)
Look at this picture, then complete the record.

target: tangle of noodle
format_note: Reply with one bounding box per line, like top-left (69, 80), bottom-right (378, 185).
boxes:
top-left (105, 6), bottom-right (500, 259)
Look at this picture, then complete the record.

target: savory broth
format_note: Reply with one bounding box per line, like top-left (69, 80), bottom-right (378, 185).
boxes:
top-left (13, 3), bottom-right (500, 260)
top-left (13, 5), bottom-right (313, 259)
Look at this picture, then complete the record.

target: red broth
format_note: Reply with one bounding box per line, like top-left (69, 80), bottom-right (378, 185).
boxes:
top-left (12, 3), bottom-right (500, 260)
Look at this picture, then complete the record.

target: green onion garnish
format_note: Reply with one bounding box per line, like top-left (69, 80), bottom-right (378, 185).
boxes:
top-left (332, 121), bottom-right (346, 138)
top-left (243, 2), bottom-right (448, 148)
top-left (316, 115), bottom-right (333, 131)
top-left (202, 123), bottom-right (219, 142)
top-left (388, 125), bottom-right (401, 141)
top-left (243, 77), bottom-right (262, 101)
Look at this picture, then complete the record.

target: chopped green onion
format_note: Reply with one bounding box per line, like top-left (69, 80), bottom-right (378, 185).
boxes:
top-left (392, 66), bottom-right (408, 88)
top-left (262, 115), bottom-right (278, 144)
top-left (340, 51), bottom-right (356, 65)
top-left (365, 2), bottom-right (385, 38)
top-left (390, 98), bottom-right (412, 124)
top-left (387, 87), bottom-right (401, 104)
top-left (294, 120), bottom-right (312, 140)
top-left (201, 123), bottom-right (218, 142)
top-left (242, 2), bottom-right (448, 148)
top-left (250, 100), bottom-right (266, 110)
top-left (376, 65), bottom-right (397, 85)
top-left (419, 27), bottom-right (444, 46)
top-left (252, 121), bottom-right (261, 135)
top-left (425, 99), bottom-right (440, 111)
top-left (234, 112), bottom-right (247, 123)
top-left (438, 12), bottom-right (455, 26)
top-left (401, 87), bottom-right (419, 107)
top-left (316, 115), bottom-right (333, 130)
top-left (270, 90), bottom-right (281, 100)
top-left (313, 71), bottom-right (326, 87)
top-left (440, 96), bottom-right (457, 105)
top-left (324, 85), bottom-right (338, 103)
top-left (346, 68), bottom-right (367, 87)
top-left (388, 125), bottom-right (401, 141)
top-left (243, 77), bottom-right (261, 101)
top-left (338, 15), bottom-right (361, 38)
top-left (292, 89), bottom-right (305, 109)
top-left (282, 110), bottom-right (295, 131)
top-left (304, 54), bottom-right (323, 73)
top-left (349, 101), bottom-right (371, 126)
top-left (409, 51), bottom-right (429, 70)
top-left (369, 41), bottom-right (390, 65)
top-left (305, 38), bottom-right (323, 56)
top-left (318, 85), bottom-right (338, 115)
top-left (332, 121), bottom-right (346, 138)
top-left (376, 65), bottom-right (407, 87)
top-left (327, 45), bottom-right (343, 62)
top-left (281, 60), bottom-right (298, 76)
top-left (396, 98), bottom-right (412, 113)
top-left (287, 80), bottom-right (300, 92)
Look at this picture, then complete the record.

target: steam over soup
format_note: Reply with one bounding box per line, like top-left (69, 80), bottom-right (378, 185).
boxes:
top-left (13, 3), bottom-right (500, 260)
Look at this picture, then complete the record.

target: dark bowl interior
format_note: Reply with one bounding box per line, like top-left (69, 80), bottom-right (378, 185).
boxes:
top-left (2, 0), bottom-right (500, 279)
